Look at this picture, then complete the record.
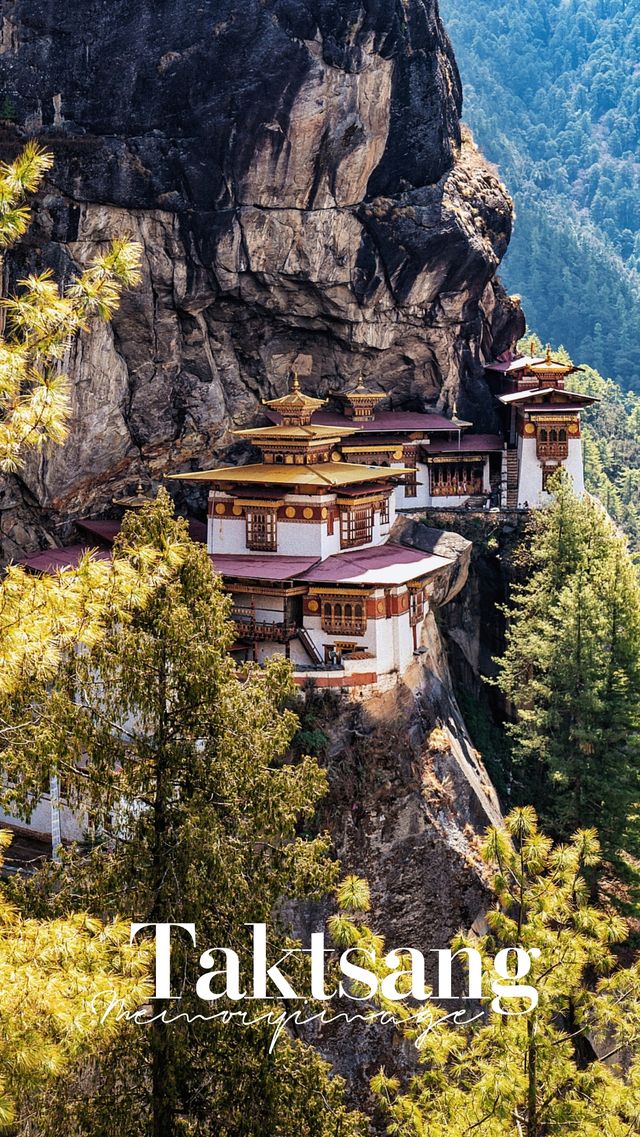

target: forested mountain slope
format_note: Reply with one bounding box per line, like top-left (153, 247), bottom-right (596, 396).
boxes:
top-left (441, 0), bottom-right (640, 395)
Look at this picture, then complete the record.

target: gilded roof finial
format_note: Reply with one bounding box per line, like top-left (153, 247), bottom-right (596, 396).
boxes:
top-left (545, 343), bottom-right (552, 365)
top-left (530, 337), bottom-right (536, 356)
top-left (289, 368), bottom-right (300, 392)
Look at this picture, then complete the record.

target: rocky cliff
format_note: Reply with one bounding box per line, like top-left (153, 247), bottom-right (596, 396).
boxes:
top-left (0, 0), bottom-right (523, 561)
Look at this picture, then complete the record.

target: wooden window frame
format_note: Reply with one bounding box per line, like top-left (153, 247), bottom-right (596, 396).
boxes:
top-left (340, 505), bottom-right (373, 549)
top-left (321, 598), bottom-right (367, 636)
top-left (245, 508), bottom-right (278, 551)
top-left (409, 587), bottom-right (425, 627)
top-left (403, 470), bottom-right (418, 498)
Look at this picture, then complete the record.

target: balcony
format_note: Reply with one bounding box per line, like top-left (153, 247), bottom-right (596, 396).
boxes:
top-left (231, 608), bottom-right (298, 643)
top-left (320, 617), bottom-right (367, 636)
top-left (537, 441), bottom-right (568, 460)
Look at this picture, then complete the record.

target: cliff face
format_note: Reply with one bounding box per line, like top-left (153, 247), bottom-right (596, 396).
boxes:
top-left (295, 525), bottom-right (501, 1106)
top-left (0, 0), bottom-right (523, 560)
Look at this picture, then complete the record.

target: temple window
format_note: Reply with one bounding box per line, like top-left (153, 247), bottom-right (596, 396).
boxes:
top-left (409, 586), bottom-right (425, 627)
top-left (536, 426), bottom-right (569, 460)
top-left (379, 496), bottom-right (390, 524)
top-left (404, 470), bottom-right (418, 498)
top-left (430, 462), bottom-right (483, 497)
top-left (274, 454), bottom-right (285, 464)
top-left (340, 505), bottom-right (374, 548)
top-left (321, 599), bottom-right (367, 636)
top-left (245, 508), bottom-right (278, 551)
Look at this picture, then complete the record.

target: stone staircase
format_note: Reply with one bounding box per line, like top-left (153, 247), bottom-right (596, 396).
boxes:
top-left (505, 449), bottom-right (519, 509)
top-left (296, 627), bottom-right (324, 666)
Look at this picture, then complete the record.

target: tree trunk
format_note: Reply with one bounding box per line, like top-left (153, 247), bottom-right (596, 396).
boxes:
top-left (151, 650), bottom-right (177, 1137)
top-left (527, 1015), bottom-right (538, 1137)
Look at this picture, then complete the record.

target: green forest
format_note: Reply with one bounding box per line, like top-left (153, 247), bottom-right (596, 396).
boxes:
top-left (441, 0), bottom-right (640, 395)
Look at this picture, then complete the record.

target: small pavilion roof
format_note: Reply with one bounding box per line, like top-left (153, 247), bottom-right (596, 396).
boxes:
top-left (76, 516), bottom-right (207, 545)
top-left (76, 519), bottom-right (121, 544)
top-left (262, 371), bottom-right (326, 415)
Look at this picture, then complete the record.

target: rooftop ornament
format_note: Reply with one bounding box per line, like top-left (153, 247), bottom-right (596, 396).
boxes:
top-left (112, 479), bottom-right (153, 509)
top-left (263, 369), bottom-right (327, 426)
top-left (339, 376), bottom-right (386, 421)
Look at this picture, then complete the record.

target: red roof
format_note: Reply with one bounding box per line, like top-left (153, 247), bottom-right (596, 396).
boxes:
top-left (76, 516), bottom-right (207, 545)
top-left (210, 553), bottom-right (320, 582)
top-left (426, 433), bottom-right (503, 455)
top-left (266, 409), bottom-right (466, 433)
top-left (486, 354), bottom-right (544, 373)
top-left (76, 519), bottom-right (121, 544)
top-left (498, 388), bottom-right (597, 406)
top-left (19, 545), bottom-right (111, 573)
top-left (297, 543), bottom-right (451, 586)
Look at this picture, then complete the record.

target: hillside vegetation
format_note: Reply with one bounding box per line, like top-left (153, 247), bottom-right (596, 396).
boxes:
top-left (441, 0), bottom-right (640, 394)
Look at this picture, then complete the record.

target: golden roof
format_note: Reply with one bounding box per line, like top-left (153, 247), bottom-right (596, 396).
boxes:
top-left (232, 423), bottom-right (356, 441)
top-left (528, 344), bottom-right (576, 374)
top-left (168, 461), bottom-right (415, 488)
top-left (343, 378), bottom-right (385, 402)
top-left (262, 370), bottom-right (326, 413)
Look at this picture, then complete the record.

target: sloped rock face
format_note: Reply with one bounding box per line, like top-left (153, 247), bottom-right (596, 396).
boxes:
top-left (299, 578), bottom-right (502, 1108)
top-left (0, 0), bottom-right (523, 560)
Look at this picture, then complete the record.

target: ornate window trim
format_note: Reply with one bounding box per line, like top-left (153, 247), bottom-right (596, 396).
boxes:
top-left (340, 504), bottom-right (374, 548)
top-left (321, 597), bottom-right (367, 636)
top-left (245, 507), bottom-right (278, 551)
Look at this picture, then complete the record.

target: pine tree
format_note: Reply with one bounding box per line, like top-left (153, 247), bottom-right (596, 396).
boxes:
top-left (496, 474), bottom-right (640, 859)
top-left (373, 807), bottom-right (640, 1137)
top-left (1, 491), bottom-right (363, 1137)
top-left (0, 831), bottom-right (152, 1130)
top-left (0, 143), bottom-right (168, 1127)
top-left (0, 141), bottom-right (146, 694)
top-left (0, 141), bottom-right (141, 470)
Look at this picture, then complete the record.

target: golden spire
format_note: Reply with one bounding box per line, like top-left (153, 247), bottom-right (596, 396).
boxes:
top-left (530, 337), bottom-right (537, 356)
top-left (263, 371), bottom-right (326, 425)
top-left (112, 479), bottom-right (152, 509)
top-left (546, 343), bottom-right (552, 364)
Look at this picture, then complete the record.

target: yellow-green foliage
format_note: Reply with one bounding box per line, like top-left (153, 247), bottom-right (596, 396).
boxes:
top-left (0, 144), bottom-right (153, 1129)
top-left (0, 830), bottom-right (152, 1129)
top-left (0, 141), bottom-right (141, 470)
top-left (373, 808), bottom-right (640, 1137)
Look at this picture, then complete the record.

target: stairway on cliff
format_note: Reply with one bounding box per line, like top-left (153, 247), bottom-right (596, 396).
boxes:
top-left (505, 450), bottom-right (519, 509)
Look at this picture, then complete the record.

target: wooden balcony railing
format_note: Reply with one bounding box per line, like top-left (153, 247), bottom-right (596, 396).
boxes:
top-left (537, 441), bottom-right (568, 459)
top-left (231, 609), bottom-right (298, 643)
top-left (320, 618), bottom-right (367, 636)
